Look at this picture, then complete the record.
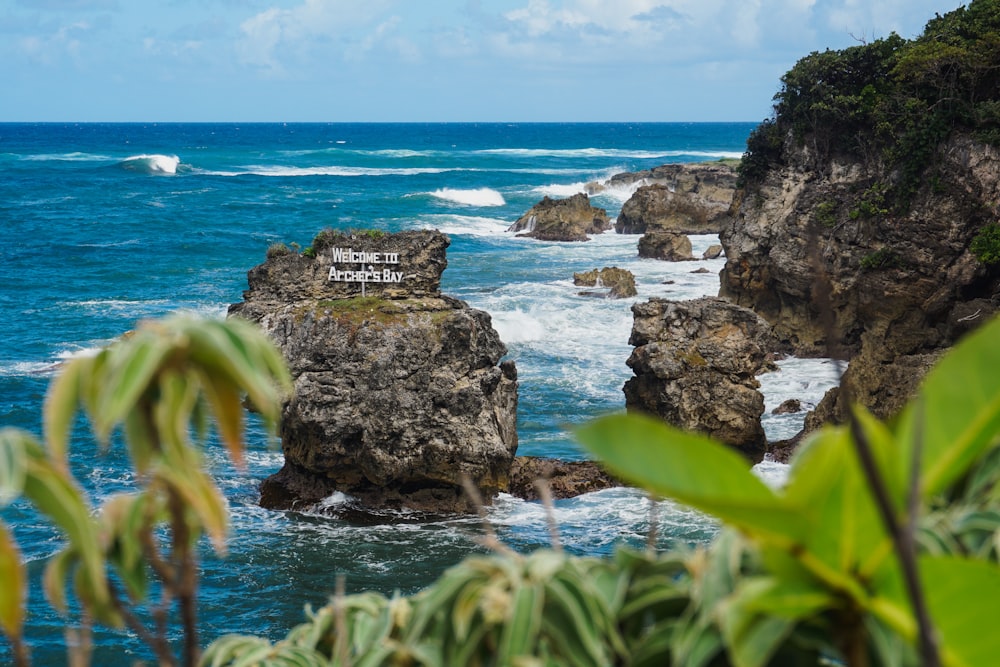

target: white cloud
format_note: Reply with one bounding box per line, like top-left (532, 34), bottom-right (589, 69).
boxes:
top-left (17, 20), bottom-right (91, 65)
top-left (236, 0), bottom-right (393, 75)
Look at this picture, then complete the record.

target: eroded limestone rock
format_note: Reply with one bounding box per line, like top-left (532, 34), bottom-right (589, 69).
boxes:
top-left (232, 230), bottom-right (519, 513)
top-left (623, 297), bottom-right (778, 461)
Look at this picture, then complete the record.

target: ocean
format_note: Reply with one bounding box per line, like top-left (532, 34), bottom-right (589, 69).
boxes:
top-left (0, 122), bottom-right (839, 664)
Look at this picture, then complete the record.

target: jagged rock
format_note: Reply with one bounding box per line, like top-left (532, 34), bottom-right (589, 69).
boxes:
top-left (573, 267), bottom-right (637, 298)
top-left (703, 244), bottom-right (724, 260)
top-left (508, 457), bottom-right (620, 500)
top-left (637, 231), bottom-right (695, 261)
top-left (721, 133), bottom-right (1000, 434)
top-left (691, 267), bottom-right (711, 274)
top-left (507, 193), bottom-right (610, 242)
top-left (623, 297), bottom-right (778, 462)
top-left (617, 184), bottom-right (713, 235)
top-left (612, 162), bottom-right (737, 234)
top-left (231, 230), bottom-right (519, 513)
top-left (771, 398), bottom-right (802, 415)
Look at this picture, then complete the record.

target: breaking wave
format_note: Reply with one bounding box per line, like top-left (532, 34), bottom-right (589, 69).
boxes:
top-left (477, 148), bottom-right (743, 160)
top-left (119, 154), bottom-right (181, 175)
top-left (428, 188), bottom-right (506, 207)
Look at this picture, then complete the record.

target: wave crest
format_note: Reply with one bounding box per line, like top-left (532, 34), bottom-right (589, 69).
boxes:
top-left (429, 188), bottom-right (505, 207)
top-left (119, 154), bottom-right (181, 175)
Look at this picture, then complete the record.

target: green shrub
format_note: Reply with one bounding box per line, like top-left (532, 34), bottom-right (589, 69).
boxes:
top-left (266, 242), bottom-right (294, 259)
top-left (860, 247), bottom-right (901, 270)
top-left (971, 222), bottom-right (1000, 264)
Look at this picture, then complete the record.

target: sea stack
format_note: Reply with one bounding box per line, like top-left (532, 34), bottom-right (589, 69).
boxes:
top-left (230, 229), bottom-right (518, 513)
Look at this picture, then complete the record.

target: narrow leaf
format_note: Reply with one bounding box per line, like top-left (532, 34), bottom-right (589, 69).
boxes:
top-left (0, 523), bottom-right (25, 638)
top-left (0, 428), bottom-right (30, 505)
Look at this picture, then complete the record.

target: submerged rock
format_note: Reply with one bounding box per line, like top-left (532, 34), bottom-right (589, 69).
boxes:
top-left (573, 266), bottom-right (638, 298)
top-left (507, 193), bottom-right (611, 242)
top-left (623, 297), bottom-right (778, 462)
top-left (508, 457), bottom-right (620, 500)
top-left (232, 229), bottom-right (519, 513)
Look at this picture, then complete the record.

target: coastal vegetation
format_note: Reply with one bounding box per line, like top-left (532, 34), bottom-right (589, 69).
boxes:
top-left (739, 0), bottom-right (1000, 209)
top-left (4, 311), bottom-right (999, 666)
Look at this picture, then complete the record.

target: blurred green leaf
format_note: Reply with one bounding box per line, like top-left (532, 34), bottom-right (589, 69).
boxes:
top-left (0, 428), bottom-right (30, 505)
top-left (576, 413), bottom-right (808, 547)
top-left (0, 522), bottom-right (25, 639)
top-left (921, 555), bottom-right (1000, 667)
top-left (899, 315), bottom-right (1000, 499)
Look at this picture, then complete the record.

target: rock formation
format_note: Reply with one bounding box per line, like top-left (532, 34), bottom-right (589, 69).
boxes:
top-left (573, 267), bottom-right (637, 298)
top-left (507, 193), bottom-right (610, 242)
top-left (637, 231), bottom-right (695, 261)
top-left (508, 458), bottom-right (620, 500)
top-left (702, 244), bottom-right (724, 260)
top-left (611, 162), bottom-right (737, 234)
top-left (721, 134), bottom-right (1000, 426)
top-left (231, 229), bottom-right (519, 513)
top-left (623, 297), bottom-right (778, 462)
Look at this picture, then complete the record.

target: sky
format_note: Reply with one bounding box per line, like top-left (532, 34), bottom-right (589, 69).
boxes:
top-left (0, 0), bottom-right (971, 122)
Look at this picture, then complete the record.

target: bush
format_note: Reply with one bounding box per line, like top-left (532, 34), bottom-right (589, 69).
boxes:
top-left (971, 222), bottom-right (1000, 264)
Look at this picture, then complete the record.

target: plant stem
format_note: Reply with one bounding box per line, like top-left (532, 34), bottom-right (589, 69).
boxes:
top-left (168, 488), bottom-right (200, 667)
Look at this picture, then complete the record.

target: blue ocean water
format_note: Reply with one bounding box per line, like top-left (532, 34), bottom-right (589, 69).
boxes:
top-left (0, 123), bottom-right (838, 664)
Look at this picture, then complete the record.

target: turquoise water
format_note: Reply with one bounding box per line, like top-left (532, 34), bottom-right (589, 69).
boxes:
top-left (0, 122), bottom-right (838, 663)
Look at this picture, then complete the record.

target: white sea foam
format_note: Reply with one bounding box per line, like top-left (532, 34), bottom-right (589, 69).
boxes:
top-left (477, 148), bottom-right (743, 160)
top-left (428, 187), bottom-right (506, 207)
top-left (120, 154), bottom-right (180, 175)
top-left (416, 214), bottom-right (510, 237)
top-left (21, 151), bottom-right (114, 162)
top-left (531, 179), bottom-right (642, 204)
top-left (758, 357), bottom-right (842, 443)
top-left (209, 165), bottom-right (451, 177)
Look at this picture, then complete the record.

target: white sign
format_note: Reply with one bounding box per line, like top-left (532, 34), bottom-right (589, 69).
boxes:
top-left (328, 247), bottom-right (404, 295)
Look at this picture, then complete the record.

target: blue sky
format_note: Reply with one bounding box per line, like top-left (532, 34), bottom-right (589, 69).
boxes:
top-left (0, 0), bottom-right (968, 122)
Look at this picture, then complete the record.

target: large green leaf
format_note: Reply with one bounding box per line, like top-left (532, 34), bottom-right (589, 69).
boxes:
top-left (921, 555), bottom-right (1000, 667)
top-left (782, 425), bottom-right (893, 584)
top-left (898, 315), bottom-right (1000, 499)
top-left (575, 413), bottom-right (808, 546)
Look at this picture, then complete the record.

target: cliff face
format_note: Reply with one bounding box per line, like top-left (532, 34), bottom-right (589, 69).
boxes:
top-left (231, 230), bottom-right (518, 513)
top-left (720, 135), bottom-right (1000, 423)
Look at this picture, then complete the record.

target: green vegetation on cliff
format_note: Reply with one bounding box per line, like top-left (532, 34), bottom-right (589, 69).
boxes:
top-left (739, 0), bottom-right (1000, 204)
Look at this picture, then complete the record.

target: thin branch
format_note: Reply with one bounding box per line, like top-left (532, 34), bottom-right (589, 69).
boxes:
top-left (460, 475), bottom-right (516, 558)
top-left (7, 633), bottom-right (31, 667)
top-left (533, 479), bottom-right (562, 553)
top-left (168, 488), bottom-right (200, 667)
top-left (333, 575), bottom-right (351, 667)
top-left (106, 581), bottom-right (176, 667)
top-left (646, 494), bottom-right (660, 554)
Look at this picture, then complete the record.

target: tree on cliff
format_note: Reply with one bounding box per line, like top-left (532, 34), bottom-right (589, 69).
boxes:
top-left (739, 0), bottom-right (1000, 201)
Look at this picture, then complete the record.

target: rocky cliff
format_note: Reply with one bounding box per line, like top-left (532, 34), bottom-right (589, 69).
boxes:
top-left (721, 135), bottom-right (1000, 425)
top-left (231, 230), bottom-right (519, 513)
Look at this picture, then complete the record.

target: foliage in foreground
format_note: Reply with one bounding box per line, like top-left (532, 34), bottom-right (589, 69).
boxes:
top-left (0, 315), bottom-right (292, 667)
top-left (2, 313), bottom-right (1000, 666)
top-left (200, 315), bottom-right (1000, 666)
